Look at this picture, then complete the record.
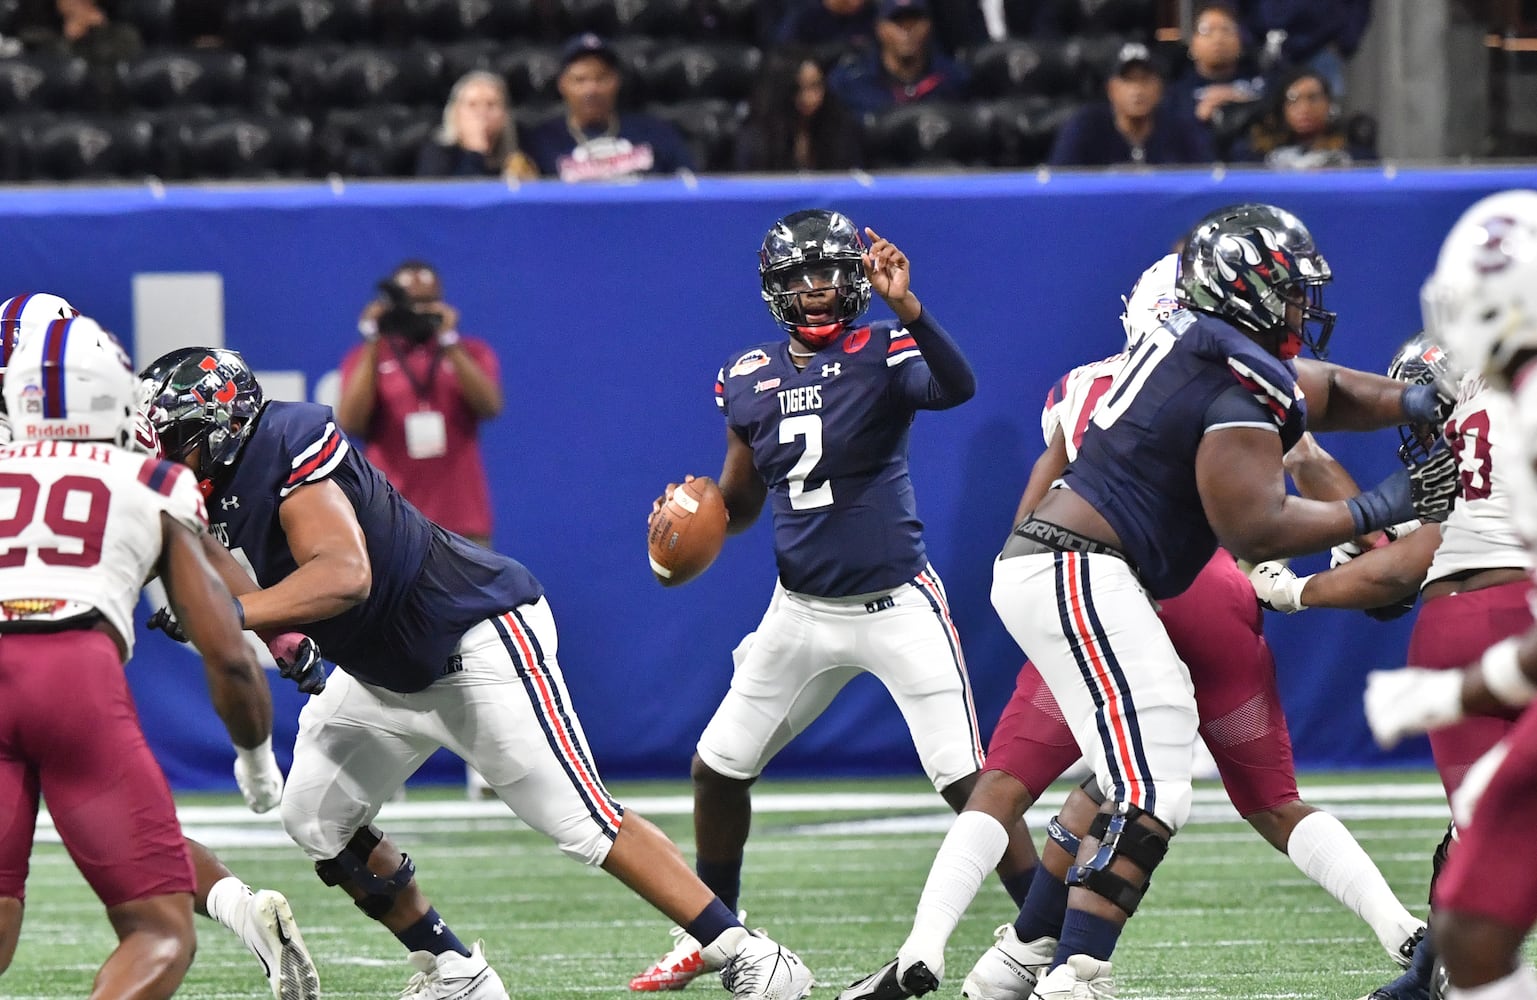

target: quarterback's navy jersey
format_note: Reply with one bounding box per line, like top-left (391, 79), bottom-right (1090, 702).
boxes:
top-left (1065, 312), bottom-right (1307, 599)
top-left (207, 400), bottom-right (542, 693)
top-left (716, 317), bottom-right (967, 598)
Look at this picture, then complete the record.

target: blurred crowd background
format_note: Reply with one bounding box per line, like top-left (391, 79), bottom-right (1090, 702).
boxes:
top-left (0, 0), bottom-right (1528, 183)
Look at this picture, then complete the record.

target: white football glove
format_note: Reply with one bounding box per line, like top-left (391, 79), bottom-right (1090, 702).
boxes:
top-left (1331, 520), bottom-right (1423, 569)
top-left (1249, 560), bottom-right (1309, 613)
top-left (1363, 668), bottom-right (1465, 749)
top-left (234, 737), bottom-right (284, 813)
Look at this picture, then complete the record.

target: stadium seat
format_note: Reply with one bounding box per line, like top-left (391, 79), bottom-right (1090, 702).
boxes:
top-left (696, 0), bottom-right (761, 43)
top-left (173, 113), bottom-right (315, 178)
top-left (865, 102), bottom-right (991, 169)
top-left (647, 98), bottom-right (739, 172)
top-left (626, 0), bottom-right (698, 40)
top-left (559, 0), bottom-right (621, 38)
top-left (119, 0), bottom-right (179, 45)
top-left (987, 95), bottom-right (1080, 166)
top-left (640, 43), bottom-right (759, 104)
top-left (121, 49), bottom-right (249, 109)
top-left (1072, 0), bottom-right (1155, 36)
top-left (0, 112), bottom-right (41, 180)
top-left (306, 47), bottom-right (445, 110)
top-left (228, 0), bottom-right (372, 47)
top-left (315, 105), bottom-right (435, 176)
top-left (493, 45), bottom-right (563, 104)
top-left (967, 39), bottom-right (1079, 100)
top-left (0, 55), bottom-right (89, 113)
top-left (30, 117), bottom-right (156, 180)
top-left (1068, 33), bottom-right (1135, 92)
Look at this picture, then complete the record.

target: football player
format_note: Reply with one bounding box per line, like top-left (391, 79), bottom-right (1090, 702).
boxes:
top-left (0, 317), bottom-right (275, 1000)
top-left (139, 348), bottom-right (813, 1000)
top-left (988, 204), bottom-right (1458, 998)
top-left (4, 293), bottom-right (322, 1000)
top-left (632, 210), bottom-right (1038, 993)
top-left (839, 254), bottom-right (1426, 1000)
top-left (1363, 190), bottom-right (1537, 1000)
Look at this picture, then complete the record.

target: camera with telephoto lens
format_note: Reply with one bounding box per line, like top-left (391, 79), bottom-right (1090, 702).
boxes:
top-left (376, 278), bottom-right (442, 344)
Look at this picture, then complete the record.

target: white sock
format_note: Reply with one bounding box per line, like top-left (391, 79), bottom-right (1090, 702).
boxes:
top-left (1286, 811), bottom-right (1422, 957)
top-left (1448, 964), bottom-right (1537, 1000)
top-left (204, 875), bottom-right (253, 933)
top-left (898, 811), bottom-right (1010, 976)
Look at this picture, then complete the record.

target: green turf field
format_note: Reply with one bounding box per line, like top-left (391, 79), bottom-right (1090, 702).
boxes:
top-left (2, 771), bottom-right (1502, 999)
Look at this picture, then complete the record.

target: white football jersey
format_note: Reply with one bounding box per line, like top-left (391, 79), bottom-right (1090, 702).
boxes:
top-left (1509, 362), bottom-right (1537, 551)
top-left (1042, 352), bottom-right (1127, 459)
top-left (1423, 373), bottom-right (1535, 585)
top-left (0, 439), bottom-right (206, 655)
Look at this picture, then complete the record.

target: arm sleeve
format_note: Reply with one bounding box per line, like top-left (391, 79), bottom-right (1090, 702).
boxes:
top-left (889, 309), bottom-right (977, 409)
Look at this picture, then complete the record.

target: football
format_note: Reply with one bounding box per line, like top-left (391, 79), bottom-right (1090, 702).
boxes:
top-left (647, 477), bottom-right (728, 587)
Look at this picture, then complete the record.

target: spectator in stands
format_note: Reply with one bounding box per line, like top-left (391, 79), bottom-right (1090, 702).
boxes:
top-left (1048, 42), bottom-right (1214, 167)
top-left (734, 50), bottom-right (864, 172)
top-left (1165, 1), bottom-right (1268, 156)
top-left (827, 0), bottom-right (970, 121)
top-left (775, 0), bottom-right (877, 58)
top-left (416, 71), bottom-right (539, 181)
top-left (1239, 0), bottom-right (1372, 97)
top-left (337, 259), bottom-right (503, 549)
top-left (1231, 66), bottom-right (1374, 169)
top-left (175, 0), bottom-right (228, 48)
top-left (18, 0), bottom-right (141, 108)
top-left (522, 33), bottom-right (695, 182)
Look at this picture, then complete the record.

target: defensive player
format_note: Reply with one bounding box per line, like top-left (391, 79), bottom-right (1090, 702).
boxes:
top-left (0, 317), bottom-right (275, 1000)
top-left (3, 292), bottom-right (322, 1000)
top-left (990, 204), bottom-right (1458, 998)
top-left (139, 347), bottom-right (813, 1000)
top-left (632, 210), bottom-right (1037, 992)
top-left (1364, 190), bottom-right (1537, 1000)
top-left (839, 254), bottom-right (1425, 1000)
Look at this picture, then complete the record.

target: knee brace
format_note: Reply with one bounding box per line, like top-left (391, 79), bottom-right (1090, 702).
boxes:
top-left (314, 826), bottom-right (416, 919)
top-left (1065, 805), bottom-right (1171, 917)
top-left (1046, 815), bottom-right (1082, 858)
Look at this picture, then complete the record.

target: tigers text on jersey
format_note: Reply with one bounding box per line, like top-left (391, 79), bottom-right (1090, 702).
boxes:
top-left (716, 321), bottom-right (950, 598)
top-left (206, 400), bottom-right (542, 693)
top-left (1064, 312), bottom-right (1307, 599)
top-left (1425, 374), bottom-right (1536, 583)
top-left (0, 439), bottom-right (204, 654)
top-left (1041, 352), bottom-right (1126, 458)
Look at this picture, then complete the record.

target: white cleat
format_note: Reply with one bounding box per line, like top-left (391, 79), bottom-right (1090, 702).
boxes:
top-left (1029, 955), bottom-right (1114, 1000)
top-left (705, 929), bottom-right (814, 1000)
top-left (962, 926), bottom-right (1056, 1000)
top-left (243, 889), bottom-right (320, 1000)
top-left (630, 924), bottom-right (709, 991)
top-left (400, 940), bottom-right (510, 1000)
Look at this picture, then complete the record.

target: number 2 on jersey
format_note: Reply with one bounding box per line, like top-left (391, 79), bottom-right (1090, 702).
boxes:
top-left (780, 414), bottom-right (833, 510)
top-left (0, 473), bottom-right (111, 568)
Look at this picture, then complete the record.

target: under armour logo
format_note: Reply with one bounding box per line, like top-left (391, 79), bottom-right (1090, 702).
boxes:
top-left (221, 495), bottom-right (240, 510)
top-left (821, 363), bottom-right (842, 378)
top-left (433, 920), bottom-right (446, 936)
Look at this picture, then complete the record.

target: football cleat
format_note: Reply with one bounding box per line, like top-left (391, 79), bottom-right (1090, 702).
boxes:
top-left (629, 910), bottom-right (747, 991)
top-left (400, 941), bottom-right (509, 1000)
top-left (1359, 927), bottom-right (1435, 1000)
top-left (1029, 955), bottom-right (1114, 1000)
top-left (710, 930), bottom-right (814, 1000)
top-left (1394, 925), bottom-right (1428, 970)
top-left (837, 956), bottom-right (940, 999)
top-left (243, 889), bottom-right (320, 1000)
top-left (962, 926), bottom-right (1057, 1000)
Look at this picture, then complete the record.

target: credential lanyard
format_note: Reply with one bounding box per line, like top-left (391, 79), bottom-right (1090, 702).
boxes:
top-left (385, 337), bottom-right (443, 407)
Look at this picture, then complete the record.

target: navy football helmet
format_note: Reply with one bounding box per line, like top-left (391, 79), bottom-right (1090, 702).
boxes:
top-left (139, 347), bottom-right (264, 480)
top-left (759, 209), bottom-right (872, 349)
top-left (1387, 331), bottom-right (1453, 465)
top-left (1179, 203), bottom-right (1335, 359)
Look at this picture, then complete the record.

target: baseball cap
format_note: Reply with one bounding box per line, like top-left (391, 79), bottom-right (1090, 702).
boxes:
top-left (559, 32), bottom-right (619, 71)
top-left (877, 0), bottom-right (931, 20)
top-left (1111, 42), bottom-right (1158, 77)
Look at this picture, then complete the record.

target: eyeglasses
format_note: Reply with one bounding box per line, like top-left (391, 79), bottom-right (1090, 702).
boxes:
top-left (1195, 21), bottom-right (1238, 37)
top-left (1285, 88), bottom-right (1329, 105)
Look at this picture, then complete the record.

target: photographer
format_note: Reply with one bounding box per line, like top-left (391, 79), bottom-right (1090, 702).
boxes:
top-left (336, 260), bottom-right (502, 549)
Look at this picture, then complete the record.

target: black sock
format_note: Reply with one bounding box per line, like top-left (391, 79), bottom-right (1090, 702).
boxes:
top-left (1001, 864), bottom-right (1037, 908)
top-left (685, 898), bottom-right (744, 950)
top-left (696, 859), bottom-right (742, 914)
top-left (1052, 908), bottom-right (1122, 965)
top-left (1014, 864), bottom-right (1069, 943)
top-left (395, 908), bottom-right (470, 957)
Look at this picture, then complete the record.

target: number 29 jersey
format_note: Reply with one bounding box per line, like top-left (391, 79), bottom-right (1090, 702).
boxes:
top-left (0, 440), bottom-right (206, 655)
top-left (1064, 312), bottom-right (1307, 599)
top-left (716, 322), bottom-right (949, 598)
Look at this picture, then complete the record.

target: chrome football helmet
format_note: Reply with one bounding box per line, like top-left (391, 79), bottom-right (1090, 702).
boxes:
top-left (1386, 331), bottom-right (1454, 465)
top-left (1179, 203), bottom-right (1334, 359)
top-left (139, 347), bottom-right (264, 480)
top-left (759, 209), bottom-right (872, 349)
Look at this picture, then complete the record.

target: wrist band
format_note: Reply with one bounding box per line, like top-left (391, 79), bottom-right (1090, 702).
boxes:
top-left (234, 735), bottom-right (274, 765)
top-left (233, 596), bottom-right (245, 630)
top-left (1480, 637), bottom-right (1537, 707)
top-left (437, 329), bottom-right (461, 347)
